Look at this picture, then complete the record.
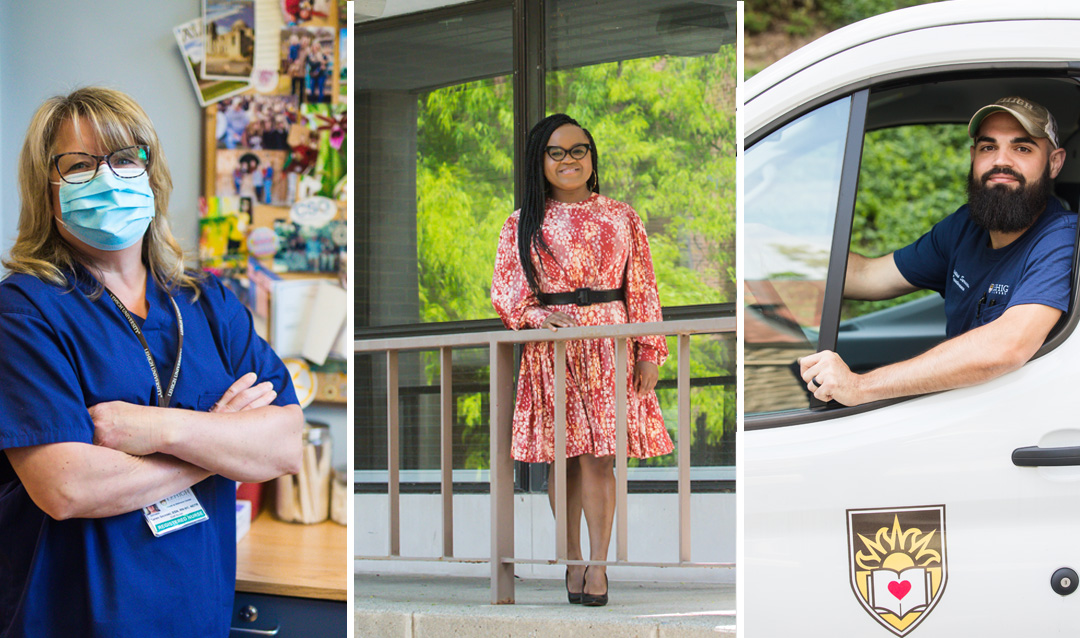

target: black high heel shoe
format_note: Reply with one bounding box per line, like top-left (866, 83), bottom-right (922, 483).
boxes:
top-left (566, 567), bottom-right (583, 604)
top-left (581, 567), bottom-right (608, 607)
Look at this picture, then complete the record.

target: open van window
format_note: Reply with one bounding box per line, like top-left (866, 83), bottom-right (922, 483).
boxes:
top-left (745, 73), bottom-right (1080, 424)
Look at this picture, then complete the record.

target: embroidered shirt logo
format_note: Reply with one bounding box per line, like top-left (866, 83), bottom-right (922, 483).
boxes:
top-left (987, 283), bottom-right (1009, 296)
top-left (952, 271), bottom-right (969, 291)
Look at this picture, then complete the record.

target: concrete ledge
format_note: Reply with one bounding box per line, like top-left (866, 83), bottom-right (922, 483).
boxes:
top-left (355, 574), bottom-right (736, 638)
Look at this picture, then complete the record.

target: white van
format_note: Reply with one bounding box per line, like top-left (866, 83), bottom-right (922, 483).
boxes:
top-left (743, 2), bottom-right (1080, 635)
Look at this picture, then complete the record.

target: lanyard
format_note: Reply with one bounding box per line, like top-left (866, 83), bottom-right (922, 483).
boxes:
top-left (105, 288), bottom-right (184, 409)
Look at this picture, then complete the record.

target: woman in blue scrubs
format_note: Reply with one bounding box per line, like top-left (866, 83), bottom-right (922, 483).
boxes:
top-left (0, 87), bottom-right (304, 637)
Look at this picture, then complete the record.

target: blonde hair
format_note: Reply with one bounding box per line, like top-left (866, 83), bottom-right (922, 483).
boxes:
top-left (3, 86), bottom-right (202, 297)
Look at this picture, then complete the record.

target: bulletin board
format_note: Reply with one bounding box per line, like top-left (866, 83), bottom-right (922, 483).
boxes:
top-left (183, 0), bottom-right (348, 403)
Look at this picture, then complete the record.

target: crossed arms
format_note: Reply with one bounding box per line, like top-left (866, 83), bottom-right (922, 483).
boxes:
top-left (799, 252), bottom-right (1062, 407)
top-left (6, 374), bottom-right (303, 520)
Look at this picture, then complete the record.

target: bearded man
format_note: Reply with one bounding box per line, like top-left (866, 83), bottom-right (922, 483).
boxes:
top-left (800, 96), bottom-right (1074, 407)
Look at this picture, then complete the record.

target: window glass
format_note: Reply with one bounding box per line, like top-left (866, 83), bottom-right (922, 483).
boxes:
top-left (355, 6), bottom-right (513, 330)
top-left (355, 7), bottom-right (512, 471)
top-left (356, 0), bottom-right (737, 478)
top-left (833, 124), bottom-right (967, 372)
top-left (546, 0), bottom-right (737, 470)
top-left (843, 124), bottom-right (968, 321)
top-left (744, 97), bottom-right (852, 415)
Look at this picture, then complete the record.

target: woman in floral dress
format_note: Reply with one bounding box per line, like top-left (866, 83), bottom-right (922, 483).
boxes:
top-left (491, 113), bottom-right (672, 606)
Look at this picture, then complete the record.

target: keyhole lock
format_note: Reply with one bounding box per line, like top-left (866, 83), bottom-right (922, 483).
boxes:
top-left (1051, 568), bottom-right (1079, 596)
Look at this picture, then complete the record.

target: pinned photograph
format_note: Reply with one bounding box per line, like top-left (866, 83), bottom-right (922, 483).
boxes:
top-left (199, 196), bottom-right (253, 272)
top-left (297, 103), bottom-right (346, 200)
top-left (338, 27), bottom-right (347, 98)
top-left (272, 218), bottom-right (345, 273)
top-left (279, 26), bottom-right (336, 105)
top-left (173, 17), bottom-right (250, 106)
top-left (203, 0), bottom-right (256, 80)
top-left (281, 0), bottom-right (333, 26)
top-left (215, 149), bottom-right (290, 206)
top-left (216, 95), bottom-right (300, 151)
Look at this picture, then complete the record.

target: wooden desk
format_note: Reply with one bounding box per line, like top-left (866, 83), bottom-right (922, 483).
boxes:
top-left (236, 510), bottom-right (347, 602)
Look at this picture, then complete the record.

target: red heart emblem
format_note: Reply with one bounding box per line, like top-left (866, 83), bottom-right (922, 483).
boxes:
top-left (888, 580), bottom-right (911, 600)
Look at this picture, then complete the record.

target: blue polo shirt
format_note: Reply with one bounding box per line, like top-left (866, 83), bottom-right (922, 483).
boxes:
top-left (0, 270), bottom-right (297, 638)
top-left (893, 199), bottom-right (1076, 338)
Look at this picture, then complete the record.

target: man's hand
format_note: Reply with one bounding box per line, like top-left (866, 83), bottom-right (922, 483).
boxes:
top-left (633, 361), bottom-right (659, 396)
top-left (799, 350), bottom-right (863, 406)
top-left (798, 303), bottom-right (1062, 408)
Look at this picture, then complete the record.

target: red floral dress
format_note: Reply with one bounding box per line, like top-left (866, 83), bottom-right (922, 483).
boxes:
top-left (491, 193), bottom-right (673, 463)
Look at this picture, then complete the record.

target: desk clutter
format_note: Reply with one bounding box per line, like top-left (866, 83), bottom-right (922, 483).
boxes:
top-left (188, 0), bottom-right (348, 528)
top-left (276, 422), bottom-right (333, 524)
top-left (191, 0), bottom-right (348, 402)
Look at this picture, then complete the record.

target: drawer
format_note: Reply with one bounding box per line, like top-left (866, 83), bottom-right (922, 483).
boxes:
top-left (230, 591), bottom-right (346, 637)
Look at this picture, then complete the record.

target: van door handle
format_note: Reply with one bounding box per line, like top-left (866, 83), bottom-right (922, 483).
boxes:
top-left (1012, 445), bottom-right (1080, 467)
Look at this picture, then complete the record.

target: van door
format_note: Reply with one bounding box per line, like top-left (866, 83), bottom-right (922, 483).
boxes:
top-left (744, 88), bottom-right (1080, 636)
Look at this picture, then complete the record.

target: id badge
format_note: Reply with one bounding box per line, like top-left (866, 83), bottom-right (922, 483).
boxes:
top-left (143, 488), bottom-right (209, 537)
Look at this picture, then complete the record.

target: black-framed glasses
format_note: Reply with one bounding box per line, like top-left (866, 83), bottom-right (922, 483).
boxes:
top-left (545, 143), bottom-right (591, 162)
top-left (52, 145), bottom-right (151, 184)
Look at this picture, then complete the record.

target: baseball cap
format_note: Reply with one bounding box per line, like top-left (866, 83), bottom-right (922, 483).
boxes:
top-left (968, 96), bottom-right (1059, 148)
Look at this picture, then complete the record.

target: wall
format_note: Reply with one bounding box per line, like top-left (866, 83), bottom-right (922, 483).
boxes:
top-left (355, 493), bottom-right (737, 583)
top-left (0, 1), bottom-right (203, 256)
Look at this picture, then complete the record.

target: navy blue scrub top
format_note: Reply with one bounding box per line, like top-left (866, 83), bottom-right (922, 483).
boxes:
top-left (0, 270), bottom-right (298, 638)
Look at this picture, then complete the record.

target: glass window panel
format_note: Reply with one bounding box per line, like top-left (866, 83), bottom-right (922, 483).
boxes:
top-left (833, 123), bottom-right (966, 374)
top-left (545, 0), bottom-right (736, 469)
top-left (356, 5), bottom-right (513, 330)
top-left (744, 97), bottom-right (852, 415)
top-left (355, 6), bottom-right (512, 472)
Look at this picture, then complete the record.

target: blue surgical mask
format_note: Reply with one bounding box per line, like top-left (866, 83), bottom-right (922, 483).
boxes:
top-left (54, 169), bottom-right (155, 251)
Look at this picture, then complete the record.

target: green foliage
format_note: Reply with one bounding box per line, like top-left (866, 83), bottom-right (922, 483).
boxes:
top-left (820, 0), bottom-right (945, 27)
top-left (416, 78), bottom-right (515, 323)
top-left (744, 10), bottom-right (772, 34)
top-left (414, 50), bottom-right (737, 469)
top-left (844, 124), bottom-right (969, 318)
top-left (784, 8), bottom-right (817, 36)
top-left (547, 51), bottom-right (738, 306)
top-left (456, 392), bottom-right (489, 470)
top-left (746, 0), bottom-right (944, 32)
top-left (548, 54), bottom-right (737, 468)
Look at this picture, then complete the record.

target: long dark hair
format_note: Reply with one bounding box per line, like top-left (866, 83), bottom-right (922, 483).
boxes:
top-left (517, 113), bottom-right (600, 293)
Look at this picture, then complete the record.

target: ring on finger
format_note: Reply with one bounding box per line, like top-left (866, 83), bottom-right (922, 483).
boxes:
top-left (811, 376), bottom-right (821, 387)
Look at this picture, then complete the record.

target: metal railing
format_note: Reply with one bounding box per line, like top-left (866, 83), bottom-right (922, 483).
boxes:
top-left (354, 317), bottom-right (736, 603)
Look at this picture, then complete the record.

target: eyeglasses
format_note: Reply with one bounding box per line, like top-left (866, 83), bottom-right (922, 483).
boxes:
top-left (51, 145), bottom-right (150, 184)
top-left (545, 143), bottom-right (591, 162)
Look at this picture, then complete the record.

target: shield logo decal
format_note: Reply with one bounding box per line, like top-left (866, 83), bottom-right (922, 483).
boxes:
top-left (847, 505), bottom-right (947, 636)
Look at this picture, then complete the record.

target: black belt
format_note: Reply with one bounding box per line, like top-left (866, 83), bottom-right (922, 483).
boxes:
top-left (537, 287), bottom-right (624, 307)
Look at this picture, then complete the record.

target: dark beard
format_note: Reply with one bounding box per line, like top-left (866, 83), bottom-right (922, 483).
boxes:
top-left (966, 163), bottom-right (1053, 233)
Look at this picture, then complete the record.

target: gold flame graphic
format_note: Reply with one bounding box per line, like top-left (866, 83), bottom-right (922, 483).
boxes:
top-left (856, 515), bottom-right (940, 571)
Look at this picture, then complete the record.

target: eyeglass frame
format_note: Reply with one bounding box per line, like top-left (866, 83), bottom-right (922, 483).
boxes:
top-left (545, 143), bottom-right (592, 162)
top-left (50, 144), bottom-right (152, 185)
